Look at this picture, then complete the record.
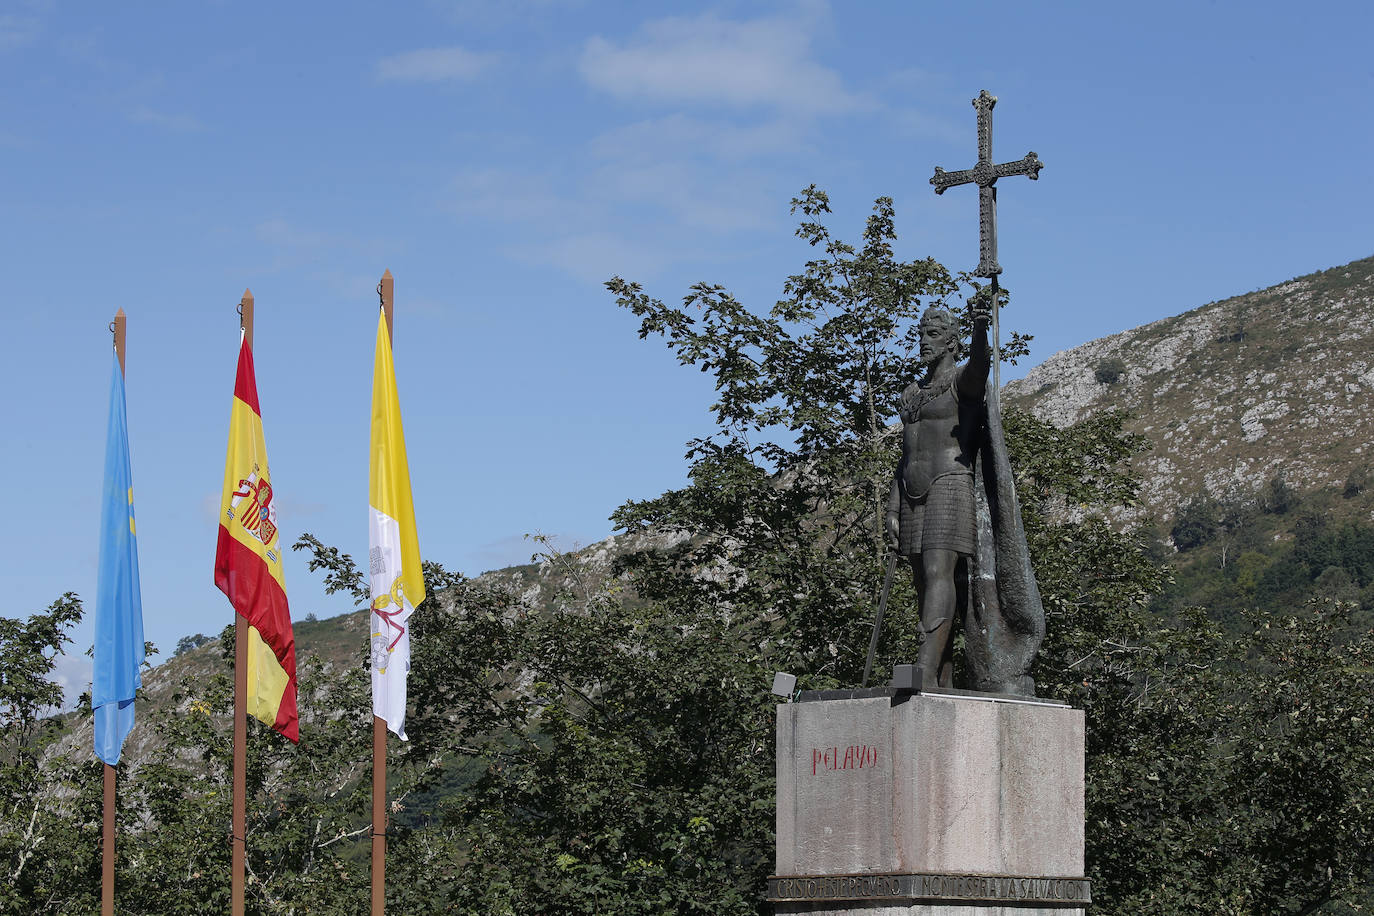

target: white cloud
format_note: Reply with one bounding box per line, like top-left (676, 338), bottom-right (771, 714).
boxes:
top-left (445, 5), bottom-right (877, 283)
top-left (375, 46), bottom-right (497, 83)
top-left (579, 8), bottom-right (870, 116)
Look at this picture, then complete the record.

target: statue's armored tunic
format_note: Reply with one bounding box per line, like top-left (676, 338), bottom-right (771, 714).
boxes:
top-left (893, 376), bottom-right (978, 557)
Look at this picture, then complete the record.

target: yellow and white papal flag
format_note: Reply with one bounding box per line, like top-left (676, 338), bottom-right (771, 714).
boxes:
top-left (369, 309), bottom-right (425, 739)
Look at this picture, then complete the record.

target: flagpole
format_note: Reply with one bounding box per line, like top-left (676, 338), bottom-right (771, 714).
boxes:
top-left (372, 269), bottom-right (394, 916)
top-left (380, 268), bottom-right (394, 340)
top-left (232, 289), bottom-right (252, 916)
top-left (102, 763), bottom-right (115, 916)
top-left (101, 308), bottom-right (126, 916)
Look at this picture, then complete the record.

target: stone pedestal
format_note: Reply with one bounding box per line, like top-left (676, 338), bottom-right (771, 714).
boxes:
top-left (771, 688), bottom-right (1088, 914)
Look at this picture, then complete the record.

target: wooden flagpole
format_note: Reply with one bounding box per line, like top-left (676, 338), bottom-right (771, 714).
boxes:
top-left (102, 309), bottom-right (127, 916)
top-left (372, 269), bottom-right (394, 916)
top-left (232, 289), bottom-right (253, 916)
top-left (380, 268), bottom-right (394, 339)
top-left (112, 309), bottom-right (127, 375)
top-left (102, 762), bottom-right (115, 915)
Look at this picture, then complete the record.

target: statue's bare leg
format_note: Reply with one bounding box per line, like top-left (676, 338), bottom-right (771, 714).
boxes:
top-left (914, 548), bottom-right (958, 688)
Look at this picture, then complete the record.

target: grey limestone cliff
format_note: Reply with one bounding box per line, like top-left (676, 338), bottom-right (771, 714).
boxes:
top-left (1005, 255), bottom-right (1374, 524)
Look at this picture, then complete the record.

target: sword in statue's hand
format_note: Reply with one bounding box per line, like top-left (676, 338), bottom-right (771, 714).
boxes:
top-left (862, 551), bottom-right (899, 688)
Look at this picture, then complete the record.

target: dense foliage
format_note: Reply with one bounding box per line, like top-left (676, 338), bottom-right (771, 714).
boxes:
top-left (1163, 481), bottom-right (1374, 632)
top-left (6, 190), bottom-right (1374, 914)
top-left (0, 594), bottom-right (102, 914)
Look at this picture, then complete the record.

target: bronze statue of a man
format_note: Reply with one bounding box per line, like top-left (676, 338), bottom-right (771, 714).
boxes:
top-left (885, 302), bottom-right (1045, 695)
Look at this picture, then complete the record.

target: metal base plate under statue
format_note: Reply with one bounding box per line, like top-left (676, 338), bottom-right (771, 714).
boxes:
top-left (770, 685), bottom-right (1088, 915)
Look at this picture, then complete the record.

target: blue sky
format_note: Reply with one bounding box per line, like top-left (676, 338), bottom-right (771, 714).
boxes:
top-left (5, 0), bottom-right (1373, 697)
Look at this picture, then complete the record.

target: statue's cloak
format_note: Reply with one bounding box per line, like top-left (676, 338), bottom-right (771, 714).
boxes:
top-left (965, 393), bottom-right (1045, 696)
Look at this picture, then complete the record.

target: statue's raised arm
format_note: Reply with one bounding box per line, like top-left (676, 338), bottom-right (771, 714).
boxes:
top-left (956, 301), bottom-right (991, 407)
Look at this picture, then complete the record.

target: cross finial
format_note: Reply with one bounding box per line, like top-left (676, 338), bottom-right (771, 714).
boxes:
top-left (931, 90), bottom-right (1043, 277)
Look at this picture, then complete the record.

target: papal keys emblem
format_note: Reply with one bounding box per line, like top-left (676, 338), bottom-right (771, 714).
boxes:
top-left (370, 575), bottom-right (410, 674)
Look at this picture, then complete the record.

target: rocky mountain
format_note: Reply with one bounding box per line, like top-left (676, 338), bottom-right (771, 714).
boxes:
top-left (67, 255), bottom-right (1374, 740)
top-left (1005, 254), bottom-right (1374, 525)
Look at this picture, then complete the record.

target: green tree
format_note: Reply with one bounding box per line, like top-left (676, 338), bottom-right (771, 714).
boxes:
top-left (1094, 356), bottom-right (1128, 385)
top-left (173, 633), bottom-right (212, 657)
top-left (1259, 473), bottom-right (1298, 515)
top-left (0, 594), bottom-right (101, 916)
top-left (1171, 495), bottom-right (1220, 551)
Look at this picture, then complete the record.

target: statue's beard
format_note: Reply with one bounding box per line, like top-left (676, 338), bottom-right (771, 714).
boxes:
top-left (919, 346), bottom-right (957, 369)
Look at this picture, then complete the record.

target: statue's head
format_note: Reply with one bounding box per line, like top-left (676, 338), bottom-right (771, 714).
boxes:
top-left (917, 306), bottom-right (960, 364)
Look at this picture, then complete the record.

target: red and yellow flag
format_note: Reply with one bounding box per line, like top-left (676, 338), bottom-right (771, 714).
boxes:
top-left (214, 339), bottom-right (298, 742)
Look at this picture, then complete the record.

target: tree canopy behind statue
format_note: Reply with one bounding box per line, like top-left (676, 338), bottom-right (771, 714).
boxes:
top-left (607, 186), bottom-right (1041, 688)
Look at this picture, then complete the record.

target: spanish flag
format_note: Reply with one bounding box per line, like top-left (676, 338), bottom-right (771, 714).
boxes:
top-left (370, 309), bottom-right (424, 739)
top-left (214, 337), bottom-right (298, 742)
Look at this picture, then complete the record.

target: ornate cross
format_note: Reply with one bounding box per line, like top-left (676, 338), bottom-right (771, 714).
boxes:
top-left (931, 90), bottom-right (1043, 278)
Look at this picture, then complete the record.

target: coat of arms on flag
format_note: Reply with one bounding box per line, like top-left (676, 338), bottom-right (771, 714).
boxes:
top-left (229, 468), bottom-right (278, 547)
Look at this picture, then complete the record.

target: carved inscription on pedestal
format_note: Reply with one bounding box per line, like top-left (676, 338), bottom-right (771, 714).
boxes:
top-left (766, 872), bottom-right (1091, 906)
top-left (810, 744), bottom-right (880, 775)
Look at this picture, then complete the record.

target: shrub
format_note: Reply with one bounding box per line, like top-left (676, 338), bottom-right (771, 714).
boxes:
top-left (1093, 356), bottom-right (1128, 385)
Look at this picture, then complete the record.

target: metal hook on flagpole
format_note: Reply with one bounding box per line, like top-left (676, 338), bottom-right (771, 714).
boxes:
top-left (108, 320), bottom-right (116, 336)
